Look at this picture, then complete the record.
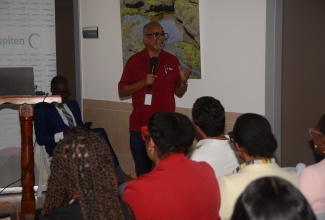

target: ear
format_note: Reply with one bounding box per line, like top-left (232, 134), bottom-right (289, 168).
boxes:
top-left (234, 142), bottom-right (241, 151)
top-left (148, 137), bottom-right (155, 148)
top-left (234, 142), bottom-right (245, 159)
top-left (195, 125), bottom-right (207, 138)
top-left (195, 125), bottom-right (202, 134)
top-left (143, 36), bottom-right (148, 44)
top-left (319, 136), bottom-right (325, 150)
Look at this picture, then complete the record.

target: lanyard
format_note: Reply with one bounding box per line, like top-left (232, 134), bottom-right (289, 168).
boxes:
top-left (234, 158), bottom-right (276, 173)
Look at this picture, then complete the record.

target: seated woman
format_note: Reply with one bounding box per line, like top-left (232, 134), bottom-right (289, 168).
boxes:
top-left (231, 177), bottom-right (315, 220)
top-left (219, 113), bottom-right (299, 220)
top-left (122, 112), bottom-right (221, 220)
top-left (39, 128), bottom-right (130, 220)
top-left (300, 113), bottom-right (325, 213)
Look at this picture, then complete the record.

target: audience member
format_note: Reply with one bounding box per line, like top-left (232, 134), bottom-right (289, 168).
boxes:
top-left (39, 129), bottom-right (131, 220)
top-left (189, 96), bottom-right (239, 177)
top-left (34, 75), bottom-right (130, 183)
top-left (123, 112), bottom-right (221, 220)
top-left (231, 177), bottom-right (316, 220)
top-left (118, 21), bottom-right (192, 176)
top-left (300, 113), bottom-right (325, 212)
top-left (218, 113), bottom-right (299, 220)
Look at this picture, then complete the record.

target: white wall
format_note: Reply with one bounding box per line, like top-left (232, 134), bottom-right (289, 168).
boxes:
top-left (79, 0), bottom-right (267, 115)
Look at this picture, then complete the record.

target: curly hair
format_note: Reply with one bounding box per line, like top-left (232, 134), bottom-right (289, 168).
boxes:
top-left (148, 112), bottom-right (195, 158)
top-left (233, 113), bottom-right (277, 158)
top-left (41, 128), bottom-right (124, 219)
top-left (192, 96), bottom-right (225, 137)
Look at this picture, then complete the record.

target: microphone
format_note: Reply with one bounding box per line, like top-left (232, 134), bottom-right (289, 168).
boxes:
top-left (148, 57), bottom-right (159, 92)
top-left (150, 57), bottom-right (159, 74)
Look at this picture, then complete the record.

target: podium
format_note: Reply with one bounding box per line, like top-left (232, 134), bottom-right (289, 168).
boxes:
top-left (0, 95), bottom-right (61, 219)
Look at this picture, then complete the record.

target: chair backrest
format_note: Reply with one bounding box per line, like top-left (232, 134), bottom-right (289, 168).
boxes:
top-left (282, 163), bottom-right (306, 177)
top-left (316, 211), bottom-right (325, 220)
top-left (0, 201), bottom-right (19, 220)
top-left (36, 144), bottom-right (51, 197)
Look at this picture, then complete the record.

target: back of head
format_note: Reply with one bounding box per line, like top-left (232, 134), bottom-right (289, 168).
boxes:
top-left (42, 128), bottom-right (123, 219)
top-left (149, 112), bottom-right (195, 157)
top-left (231, 177), bottom-right (316, 220)
top-left (233, 113), bottom-right (277, 158)
top-left (192, 96), bottom-right (225, 137)
top-left (51, 75), bottom-right (68, 89)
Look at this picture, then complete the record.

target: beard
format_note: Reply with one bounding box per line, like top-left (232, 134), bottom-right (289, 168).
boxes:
top-left (153, 39), bottom-right (165, 50)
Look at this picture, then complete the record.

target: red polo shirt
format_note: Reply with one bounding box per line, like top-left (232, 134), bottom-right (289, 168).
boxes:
top-left (123, 153), bottom-right (221, 220)
top-left (118, 49), bottom-right (181, 131)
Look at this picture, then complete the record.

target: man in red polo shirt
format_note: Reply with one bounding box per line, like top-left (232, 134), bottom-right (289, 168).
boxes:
top-left (118, 21), bottom-right (191, 176)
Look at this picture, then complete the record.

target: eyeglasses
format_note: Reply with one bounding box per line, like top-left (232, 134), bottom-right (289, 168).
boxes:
top-left (228, 131), bottom-right (235, 143)
top-left (141, 126), bottom-right (150, 141)
top-left (145, 32), bottom-right (168, 38)
top-left (308, 128), bottom-right (324, 138)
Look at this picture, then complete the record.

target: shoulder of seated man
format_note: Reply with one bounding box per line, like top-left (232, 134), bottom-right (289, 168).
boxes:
top-left (34, 102), bottom-right (52, 108)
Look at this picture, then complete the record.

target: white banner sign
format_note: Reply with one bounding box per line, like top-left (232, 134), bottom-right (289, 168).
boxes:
top-left (0, 0), bottom-right (56, 187)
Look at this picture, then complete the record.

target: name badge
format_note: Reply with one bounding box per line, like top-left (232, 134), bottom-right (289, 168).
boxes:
top-left (145, 92), bottom-right (152, 105)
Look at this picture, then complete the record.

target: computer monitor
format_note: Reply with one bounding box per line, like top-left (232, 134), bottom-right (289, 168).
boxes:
top-left (0, 67), bottom-right (35, 96)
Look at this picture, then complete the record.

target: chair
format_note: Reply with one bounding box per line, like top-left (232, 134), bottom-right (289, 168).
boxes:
top-left (37, 144), bottom-right (51, 197)
top-left (0, 201), bottom-right (19, 220)
top-left (282, 163), bottom-right (306, 177)
top-left (316, 211), bottom-right (325, 220)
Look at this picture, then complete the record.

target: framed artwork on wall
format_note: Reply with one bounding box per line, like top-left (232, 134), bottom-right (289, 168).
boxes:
top-left (120, 0), bottom-right (201, 79)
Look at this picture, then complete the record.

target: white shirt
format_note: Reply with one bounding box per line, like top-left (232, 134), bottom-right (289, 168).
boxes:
top-left (53, 103), bottom-right (76, 143)
top-left (189, 137), bottom-right (239, 177)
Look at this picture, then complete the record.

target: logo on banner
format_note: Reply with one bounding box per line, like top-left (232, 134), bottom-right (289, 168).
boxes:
top-left (0, 33), bottom-right (43, 49)
top-left (0, 36), bottom-right (24, 46)
top-left (29, 33), bottom-right (42, 49)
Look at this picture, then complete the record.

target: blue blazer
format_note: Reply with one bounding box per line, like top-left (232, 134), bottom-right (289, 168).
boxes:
top-left (34, 99), bottom-right (84, 156)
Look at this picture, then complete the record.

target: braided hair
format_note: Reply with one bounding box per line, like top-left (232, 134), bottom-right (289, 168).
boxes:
top-left (41, 128), bottom-right (123, 219)
top-left (148, 112), bottom-right (195, 159)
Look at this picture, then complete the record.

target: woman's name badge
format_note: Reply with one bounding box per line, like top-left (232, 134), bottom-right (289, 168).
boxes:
top-left (145, 92), bottom-right (152, 105)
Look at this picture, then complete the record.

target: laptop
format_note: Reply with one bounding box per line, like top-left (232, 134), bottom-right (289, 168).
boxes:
top-left (0, 67), bottom-right (35, 96)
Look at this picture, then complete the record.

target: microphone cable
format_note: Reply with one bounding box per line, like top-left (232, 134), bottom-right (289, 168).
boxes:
top-left (0, 92), bottom-right (49, 194)
top-left (43, 93), bottom-right (49, 102)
